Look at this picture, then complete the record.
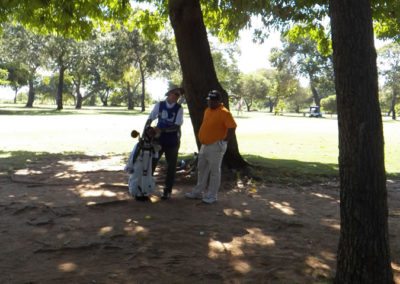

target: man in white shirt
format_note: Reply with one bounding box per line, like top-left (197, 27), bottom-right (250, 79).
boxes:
top-left (145, 87), bottom-right (184, 200)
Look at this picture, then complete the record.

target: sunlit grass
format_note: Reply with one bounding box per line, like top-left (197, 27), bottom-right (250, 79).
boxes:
top-left (1, 107), bottom-right (399, 180)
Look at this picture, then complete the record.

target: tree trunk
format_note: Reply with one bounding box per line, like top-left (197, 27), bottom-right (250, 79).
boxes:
top-left (56, 65), bottom-right (65, 110)
top-left (13, 88), bottom-right (18, 104)
top-left (127, 82), bottom-right (134, 110)
top-left (310, 83), bottom-right (321, 106)
top-left (73, 78), bottom-right (82, 109)
top-left (25, 77), bottom-right (35, 108)
top-left (101, 90), bottom-right (109, 107)
top-left (268, 98), bottom-right (274, 113)
top-left (390, 88), bottom-right (397, 120)
top-left (329, 0), bottom-right (394, 282)
top-left (168, 0), bottom-right (246, 169)
top-left (139, 60), bottom-right (146, 112)
top-left (75, 80), bottom-right (83, 109)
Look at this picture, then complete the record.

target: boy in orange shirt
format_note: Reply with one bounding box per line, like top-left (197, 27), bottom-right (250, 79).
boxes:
top-left (185, 90), bottom-right (237, 204)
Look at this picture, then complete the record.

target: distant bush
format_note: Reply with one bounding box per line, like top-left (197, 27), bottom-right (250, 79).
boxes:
top-left (321, 95), bottom-right (337, 114)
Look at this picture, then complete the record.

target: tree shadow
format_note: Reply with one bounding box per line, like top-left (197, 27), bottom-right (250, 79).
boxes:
top-left (0, 151), bottom-right (399, 283)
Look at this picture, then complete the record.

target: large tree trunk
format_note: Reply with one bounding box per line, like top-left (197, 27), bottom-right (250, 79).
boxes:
top-left (329, 0), bottom-right (394, 282)
top-left (168, 0), bottom-right (246, 169)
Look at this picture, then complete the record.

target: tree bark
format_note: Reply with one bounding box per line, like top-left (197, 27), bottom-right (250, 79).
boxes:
top-left (310, 83), bottom-right (321, 106)
top-left (13, 88), bottom-right (18, 104)
top-left (75, 79), bottom-right (83, 109)
top-left (329, 0), bottom-right (394, 282)
top-left (25, 76), bottom-right (35, 108)
top-left (138, 58), bottom-right (146, 112)
top-left (56, 64), bottom-right (66, 110)
top-left (168, 0), bottom-right (247, 169)
top-left (390, 88), bottom-right (397, 120)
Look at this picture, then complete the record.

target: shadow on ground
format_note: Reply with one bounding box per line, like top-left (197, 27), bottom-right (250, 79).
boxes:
top-left (0, 151), bottom-right (399, 283)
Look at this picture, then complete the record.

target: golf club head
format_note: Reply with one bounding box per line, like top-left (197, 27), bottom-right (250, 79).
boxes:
top-left (131, 130), bottom-right (140, 138)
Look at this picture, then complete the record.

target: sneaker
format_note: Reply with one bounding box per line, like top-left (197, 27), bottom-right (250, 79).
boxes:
top-left (135, 195), bottom-right (150, 202)
top-left (161, 190), bottom-right (171, 200)
top-left (202, 197), bottom-right (217, 204)
top-left (185, 192), bottom-right (202, 199)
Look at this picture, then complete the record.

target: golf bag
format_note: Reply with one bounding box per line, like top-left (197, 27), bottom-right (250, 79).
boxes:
top-left (124, 127), bottom-right (160, 201)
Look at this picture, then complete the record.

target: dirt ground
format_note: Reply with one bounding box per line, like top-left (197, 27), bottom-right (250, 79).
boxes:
top-left (0, 154), bottom-right (399, 284)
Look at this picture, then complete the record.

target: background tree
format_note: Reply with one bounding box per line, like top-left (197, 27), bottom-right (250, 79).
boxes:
top-left (0, 63), bottom-right (29, 103)
top-left (68, 38), bottom-right (95, 109)
top-left (237, 71), bottom-right (269, 112)
top-left (284, 84), bottom-right (310, 113)
top-left (269, 28), bottom-right (334, 107)
top-left (378, 43), bottom-right (400, 120)
top-left (211, 44), bottom-right (241, 97)
top-left (45, 35), bottom-right (76, 110)
top-left (269, 67), bottom-right (300, 113)
top-left (0, 24), bottom-right (45, 107)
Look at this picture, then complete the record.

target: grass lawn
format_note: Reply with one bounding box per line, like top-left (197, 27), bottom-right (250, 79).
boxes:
top-left (1, 104), bottom-right (400, 179)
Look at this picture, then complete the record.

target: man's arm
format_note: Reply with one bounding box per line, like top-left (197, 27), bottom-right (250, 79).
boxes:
top-left (145, 102), bottom-right (161, 128)
top-left (224, 128), bottom-right (235, 142)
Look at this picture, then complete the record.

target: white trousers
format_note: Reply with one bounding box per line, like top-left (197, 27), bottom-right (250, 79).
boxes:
top-left (192, 141), bottom-right (227, 200)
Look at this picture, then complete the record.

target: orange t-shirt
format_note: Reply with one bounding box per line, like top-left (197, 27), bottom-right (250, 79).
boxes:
top-left (198, 105), bottom-right (237, 145)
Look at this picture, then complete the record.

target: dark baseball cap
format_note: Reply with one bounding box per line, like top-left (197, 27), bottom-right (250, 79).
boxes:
top-left (207, 90), bottom-right (221, 100)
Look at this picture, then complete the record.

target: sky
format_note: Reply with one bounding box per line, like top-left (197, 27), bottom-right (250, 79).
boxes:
top-left (237, 28), bottom-right (282, 73)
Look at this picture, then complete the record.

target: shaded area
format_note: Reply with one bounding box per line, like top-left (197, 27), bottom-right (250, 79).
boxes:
top-left (0, 152), bottom-right (399, 283)
top-left (243, 154), bottom-right (339, 184)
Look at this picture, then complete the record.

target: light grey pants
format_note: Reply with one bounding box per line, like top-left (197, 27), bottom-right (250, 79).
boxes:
top-left (192, 141), bottom-right (227, 200)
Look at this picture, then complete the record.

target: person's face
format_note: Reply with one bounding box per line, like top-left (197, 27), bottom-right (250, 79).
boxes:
top-left (166, 92), bottom-right (180, 103)
top-left (207, 99), bottom-right (220, 109)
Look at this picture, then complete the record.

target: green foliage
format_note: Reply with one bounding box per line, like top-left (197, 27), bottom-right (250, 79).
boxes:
top-left (284, 86), bottom-right (310, 113)
top-left (378, 43), bottom-right (400, 89)
top-left (373, 0), bottom-right (400, 42)
top-left (0, 68), bottom-right (8, 84)
top-left (0, 0), bottom-right (131, 39)
top-left (270, 30), bottom-right (334, 107)
top-left (1, 0), bottom-right (399, 48)
top-left (320, 95), bottom-right (337, 114)
top-left (109, 90), bottom-right (126, 106)
top-left (35, 74), bottom-right (73, 104)
top-left (2, 63), bottom-right (29, 91)
top-left (285, 23), bottom-right (332, 56)
top-left (275, 100), bottom-right (286, 114)
top-left (237, 70), bottom-right (270, 111)
top-left (126, 9), bottom-right (166, 41)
